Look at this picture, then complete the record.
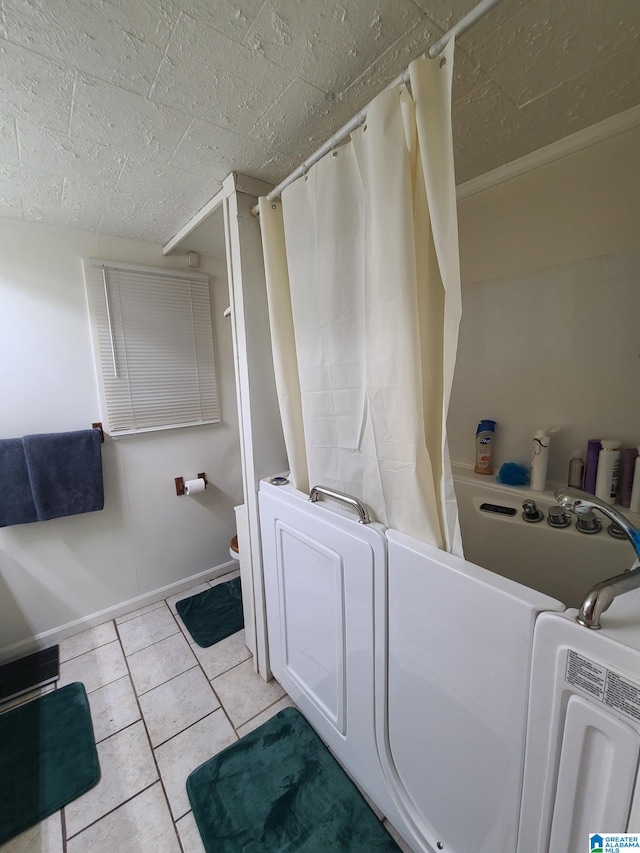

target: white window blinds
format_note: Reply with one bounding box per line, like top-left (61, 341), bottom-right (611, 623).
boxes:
top-left (84, 259), bottom-right (220, 435)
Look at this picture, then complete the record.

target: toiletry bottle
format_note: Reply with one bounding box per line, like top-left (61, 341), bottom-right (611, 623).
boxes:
top-left (595, 440), bottom-right (621, 505)
top-left (567, 449), bottom-right (585, 489)
top-left (474, 420), bottom-right (496, 475)
top-left (531, 428), bottom-right (552, 491)
top-left (583, 439), bottom-right (601, 495)
top-left (620, 447), bottom-right (639, 508)
top-left (630, 448), bottom-right (640, 514)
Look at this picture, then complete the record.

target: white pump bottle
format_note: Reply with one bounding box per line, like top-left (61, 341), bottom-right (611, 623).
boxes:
top-left (595, 440), bottom-right (621, 505)
top-left (531, 428), bottom-right (553, 492)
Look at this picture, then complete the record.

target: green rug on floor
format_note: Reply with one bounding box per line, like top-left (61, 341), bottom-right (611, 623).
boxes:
top-left (0, 682), bottom-right (101, 845)
top-left (176, 577), bottom-right (244, 647)
top-left (187, 707), bottom-right (401, 852)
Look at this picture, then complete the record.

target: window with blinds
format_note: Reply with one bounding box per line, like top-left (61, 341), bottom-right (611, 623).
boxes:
top-left (84, 259), bottom-right (220, 435)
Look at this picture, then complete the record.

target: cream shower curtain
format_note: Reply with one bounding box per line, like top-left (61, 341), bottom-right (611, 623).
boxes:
top-left (259, 40), bottom-right (462, 553)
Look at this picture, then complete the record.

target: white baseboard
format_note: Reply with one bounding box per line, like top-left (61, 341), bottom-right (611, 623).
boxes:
top-left (0, 559), bottom-right (239, 665)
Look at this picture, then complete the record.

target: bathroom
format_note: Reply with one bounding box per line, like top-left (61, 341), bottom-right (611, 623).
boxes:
top-left (1, 1), bottom-right (640, 851)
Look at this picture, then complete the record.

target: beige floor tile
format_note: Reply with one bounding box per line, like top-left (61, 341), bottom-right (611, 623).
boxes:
top-left (175, 812), bottom-right (206, 853)
top-left (115, 599), bottom-right (165, 625)
top-left (59, 621), bottom-right (117, 663)
top-left (117, 606), bottom-right (179, 656)
top-left (155, 710), bottom-right (237, 821)
top-left (212, 659), bottom-right (285, 727)
top-left (0, 811), bottom-right (63, 853)
top-left (65, 721), bottom-right (158, 838)
top-left (66, 784), bottom-right (180, 853)
top-left (138, 667), bottom-right (220, 747)
top-left (175, 616), bottom-right (193, 643)
top-left (191, 629), bottom-right (251, 680)
top-left (88, 676), bottom-right (140, 743)
top-left (127, 632), bottom-right (197, 696)
top-left (58, 641), bottom-right (127, 694)
top-left (236, 694), bottom-right (296, 738)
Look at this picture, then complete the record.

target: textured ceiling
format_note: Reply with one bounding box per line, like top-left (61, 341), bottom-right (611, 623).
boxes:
top-left (1, 0), bottom-right (639, 246)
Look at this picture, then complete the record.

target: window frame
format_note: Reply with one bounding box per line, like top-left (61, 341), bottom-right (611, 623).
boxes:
top-left (83, 258), bottom-right (220, 436)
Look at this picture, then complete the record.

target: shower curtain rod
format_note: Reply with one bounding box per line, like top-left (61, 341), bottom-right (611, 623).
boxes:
top-left (251, 0), bottom-right (504, 215)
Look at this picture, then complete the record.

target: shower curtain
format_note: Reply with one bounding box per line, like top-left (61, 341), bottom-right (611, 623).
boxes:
top-left (259, 40), bottom-right (462, 553)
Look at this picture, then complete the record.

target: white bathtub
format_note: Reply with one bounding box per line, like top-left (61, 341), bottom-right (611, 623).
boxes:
top-left (258, 471), bottom-right (640, 853)
top-left (453, 463), bottom-right (638, 608)
top-left (259, 476), bottom-right (561, 853)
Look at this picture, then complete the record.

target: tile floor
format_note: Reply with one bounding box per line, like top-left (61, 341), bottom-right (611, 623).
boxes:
top-left (0, 569), bottom-right (294, 853)
top-left (0, 568), bottom-right (412, 853)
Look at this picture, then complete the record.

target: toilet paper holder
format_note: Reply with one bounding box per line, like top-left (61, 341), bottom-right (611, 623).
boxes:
top-left (175, 473), bottom-right (208, 496)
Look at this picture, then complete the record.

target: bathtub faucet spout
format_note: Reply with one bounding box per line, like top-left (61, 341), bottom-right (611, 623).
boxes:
top-left (554, 488), bottom-right (640, 629)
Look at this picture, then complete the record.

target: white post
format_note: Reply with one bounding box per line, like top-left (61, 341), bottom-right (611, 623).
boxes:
top-left (223, 177), bottom-right (288, 680)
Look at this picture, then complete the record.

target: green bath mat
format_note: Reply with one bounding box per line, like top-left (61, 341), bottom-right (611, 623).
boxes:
top-left (176, 577), bottom-right (244, 647)
top-left (0, 682), bottom-right (100, 845)
top-left (187, 707), bottom-right (401, 852)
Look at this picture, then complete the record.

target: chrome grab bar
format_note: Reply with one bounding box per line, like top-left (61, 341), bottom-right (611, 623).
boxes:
top-left (308, 485), bottom-right (371, 524)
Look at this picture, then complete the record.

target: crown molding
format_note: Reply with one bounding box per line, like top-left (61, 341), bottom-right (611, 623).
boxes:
top-left (456, 104), bottom-right (640, 201)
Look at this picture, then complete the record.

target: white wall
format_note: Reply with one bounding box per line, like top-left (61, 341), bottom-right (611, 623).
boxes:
top-left (0, 220), bottom-right (243, 658)
top-left (448, 124), bottom-right (640, 483)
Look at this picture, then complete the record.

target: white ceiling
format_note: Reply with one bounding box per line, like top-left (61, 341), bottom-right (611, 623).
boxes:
top-left (1, 0), bottom-right (639, 246)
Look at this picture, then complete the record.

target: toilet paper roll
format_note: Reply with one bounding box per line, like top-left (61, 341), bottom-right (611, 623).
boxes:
top-left (184, 478), bottom-right (206, 496)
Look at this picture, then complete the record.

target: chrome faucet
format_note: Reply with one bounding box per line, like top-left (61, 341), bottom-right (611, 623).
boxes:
top-left (554, 488), bottom-right (640, 629)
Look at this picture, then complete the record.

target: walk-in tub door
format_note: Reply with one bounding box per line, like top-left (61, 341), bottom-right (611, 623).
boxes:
top-left (258, 479), bottom-right (405, 830)
top-left (379, 530), bottom-right (564, 853)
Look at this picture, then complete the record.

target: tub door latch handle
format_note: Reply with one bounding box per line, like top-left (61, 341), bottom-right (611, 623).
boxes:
top-left (309, 485), bottom-right (371, 524)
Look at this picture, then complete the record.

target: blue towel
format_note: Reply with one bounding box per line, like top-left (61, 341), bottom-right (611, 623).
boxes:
top-left (0, 438), bottom-right (38, 527)
top-left (22, 429), bottom-right (104, 522)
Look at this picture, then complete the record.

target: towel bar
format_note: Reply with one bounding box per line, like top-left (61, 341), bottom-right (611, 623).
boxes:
top-left (91, 422), bottom-right (104, 443)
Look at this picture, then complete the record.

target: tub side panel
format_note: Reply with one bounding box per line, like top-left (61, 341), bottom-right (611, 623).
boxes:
top-left (519, 609), bottom-right (640, 852)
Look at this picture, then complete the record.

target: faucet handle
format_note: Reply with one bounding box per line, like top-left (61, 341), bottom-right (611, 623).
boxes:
top-left (576, 509), bottom-right (602, 535)
top-left (522, 499), bottom-right (544, 523)
top-left (548, 505), bottom-right (571, 528)
top-left (608, 522), bottom-right (627, 540)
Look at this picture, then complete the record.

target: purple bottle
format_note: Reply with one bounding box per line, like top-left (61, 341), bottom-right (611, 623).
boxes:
top-left (583, 439), bottom-right (601, 494)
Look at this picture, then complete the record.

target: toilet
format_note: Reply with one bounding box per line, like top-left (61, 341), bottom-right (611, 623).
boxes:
top-left (229, 534), bottom-right (239, 562)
